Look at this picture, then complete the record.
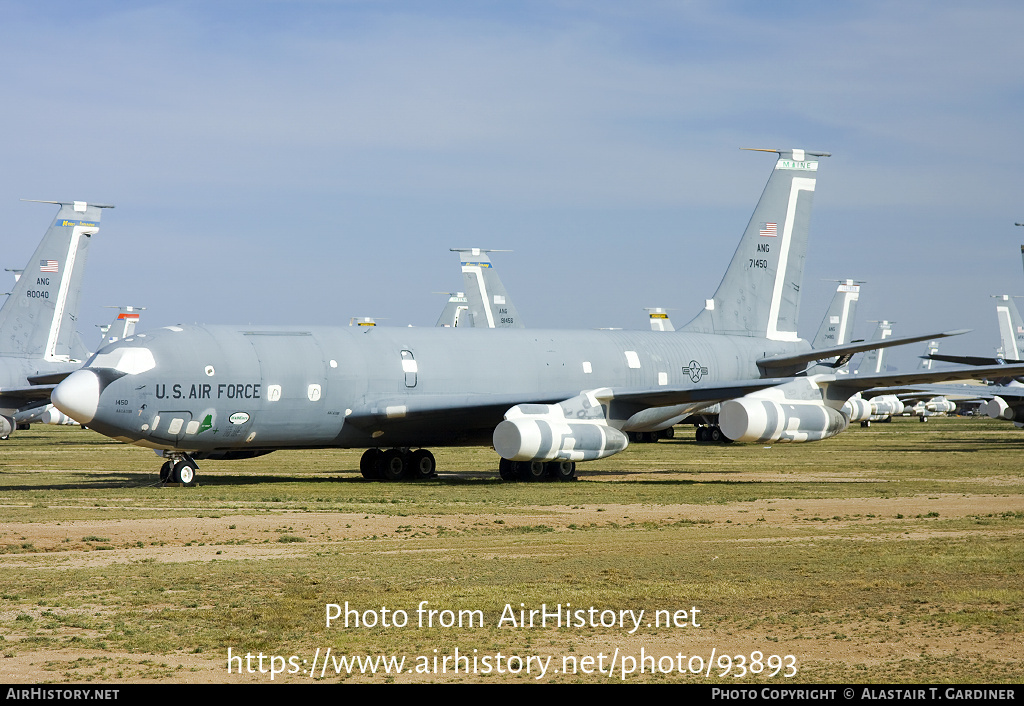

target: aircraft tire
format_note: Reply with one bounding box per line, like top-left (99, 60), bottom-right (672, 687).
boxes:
top-left (710, 427), bottom-right (723, 443)
top-left (498, 458), bottom-right (518, 481)
top-left (520, 460), bottom-right (547, 482)
top-left (380, 449), bottom-right (410, 481)
top-left (172, 460), bottom-right (197, 487)
top-left (919, 416), bottom-right (928, 422)
top-left (550, 460), bottom-right (576, 481)
top-left (159, 461), bottom-right (172, 482)
top-left (410, 449), bottom-right (436, 479)
top-left (360, 449), bottom-right (383, 479)
top-left (695, 427), bottom-right (705, 442)
top-left (661, 427), bottom-right (675, 440)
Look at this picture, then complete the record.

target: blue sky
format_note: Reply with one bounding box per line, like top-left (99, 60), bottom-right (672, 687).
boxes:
top-left (1, 1), bottom-right (1022, 369)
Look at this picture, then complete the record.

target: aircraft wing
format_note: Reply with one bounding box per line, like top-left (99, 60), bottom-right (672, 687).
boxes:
top-left (925, 354), bottom-right (1022, 366)
top-left (350, 377), bottom-right (796, 434)
top-left (0, 384), bottom-right (57, 406)
top-left (351, 365), bottom-right (1022, 429)
top-left (922, 354), bottom-right (1024, 385)
top-left (757, 329), bottom-right (969, 374)
top-left (898, 385), bottom-right (995, 402)
top-left (827, 363), bottom-right (1024, 395)
top-left (865, 382), bottom-right (1021, 403)
top-left (601, 378), bottom-right (792, 408)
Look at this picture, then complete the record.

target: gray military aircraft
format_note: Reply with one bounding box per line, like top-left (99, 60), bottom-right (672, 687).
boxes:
top-left (50, 148), bottom-right (1023, 485)
top-left (0, 200), bottom-right (112, 437)
top-left (436, 248), bottom-right (523, 328)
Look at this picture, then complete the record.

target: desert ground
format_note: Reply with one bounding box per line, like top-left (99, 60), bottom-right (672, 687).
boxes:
top-left (1, 417), bottom-right (1021, 683)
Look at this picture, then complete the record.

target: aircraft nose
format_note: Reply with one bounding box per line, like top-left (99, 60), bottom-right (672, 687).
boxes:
top-left (52, 369), bottom-right (101, 425)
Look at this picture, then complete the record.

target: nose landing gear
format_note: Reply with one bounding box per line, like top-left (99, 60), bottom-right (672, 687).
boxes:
top-left (159, 452), bottom-right (199, 486)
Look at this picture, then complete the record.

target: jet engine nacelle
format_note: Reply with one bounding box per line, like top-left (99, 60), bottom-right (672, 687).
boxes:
top-left (0, 415), bottom-right (12, 439)
top-left (979, 396), bottom-right (1023, 421)
top-left (870, 395), bottom-right (904, 418)
top-left (15, 404), bottom-right (79, 426)
top-left (493, 388), bottom-right (629, 462)
top-left (719, 378), bottom-right (848, 443)
top-left (842, 396), bottom-right (872, 422)
top-left (924, 397), bottom-right (956, 414)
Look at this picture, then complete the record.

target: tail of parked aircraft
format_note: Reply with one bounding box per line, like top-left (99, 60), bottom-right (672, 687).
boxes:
top-left (917, 340), bottom-right (940, 370)
top-left (645, 307), bottom-right (675, 332)
top-left (811, 280), bottom-right (861, 349)
top-left (97, 305), bottom-right (144, 349)
top-left (993, 295), bottom-right (1024, 361)
top-left (435, 292), bottom-right (471, 327)
top-left (0, 201), bottom-right (113, 360)
top-left (855, 321), bottom-right (894, 375)
top-left (681, 148), bottom-right (829, 339)
top-left (450, 248), bottom-right (524, 329)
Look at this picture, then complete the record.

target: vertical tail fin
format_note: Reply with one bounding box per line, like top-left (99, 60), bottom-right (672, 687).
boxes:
top-left (811, 280), bottom-right (861, 349)
top-left (435, 292), bottom-right (471, 327)
top-left (855, 321), bottom-right (894, 375)
top-left (451, 248), bottom-right (524, 328)
top-left (645, 307), bottom-right (675, 332)
top-left (681, 148), bottom-right (829, 339)
top-left (0, 201), bottom-right (113, 360)
top-left (993, 294), bottom-right (1024, 360)
top-left (97, 305), bottom-right (144, 348)
top-left (917, 340), bottom-right (940, 370)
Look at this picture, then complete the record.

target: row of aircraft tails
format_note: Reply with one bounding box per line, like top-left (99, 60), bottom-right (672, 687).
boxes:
top-left (6, 148), bottom-right (1024, 486)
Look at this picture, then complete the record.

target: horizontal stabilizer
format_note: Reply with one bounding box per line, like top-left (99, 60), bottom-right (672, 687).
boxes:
top-left (757, 329), bottom-right (970, 375)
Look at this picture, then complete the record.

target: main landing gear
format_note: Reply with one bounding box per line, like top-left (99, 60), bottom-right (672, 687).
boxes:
top-left (627, 428), bottom-right (674, 443)
top-left (159, 452), bottom-right (199, 486)
top-left (360, 448), bottom-right (437, 481)
top-left (694, 425), bottom-right (732, 444)
top-left (498, 458), bottom-right (577, 482)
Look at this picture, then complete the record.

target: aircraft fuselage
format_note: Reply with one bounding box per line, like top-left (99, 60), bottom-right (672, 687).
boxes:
top-left (62, 324), bottom-right (806, 453)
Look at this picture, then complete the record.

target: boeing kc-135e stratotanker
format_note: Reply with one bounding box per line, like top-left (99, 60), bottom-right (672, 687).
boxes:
top-left (51, 149), bottom-right (1024, 485)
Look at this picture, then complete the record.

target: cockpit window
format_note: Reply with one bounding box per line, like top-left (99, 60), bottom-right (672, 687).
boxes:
top-left (86, 346), bottom-right (157, 374)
